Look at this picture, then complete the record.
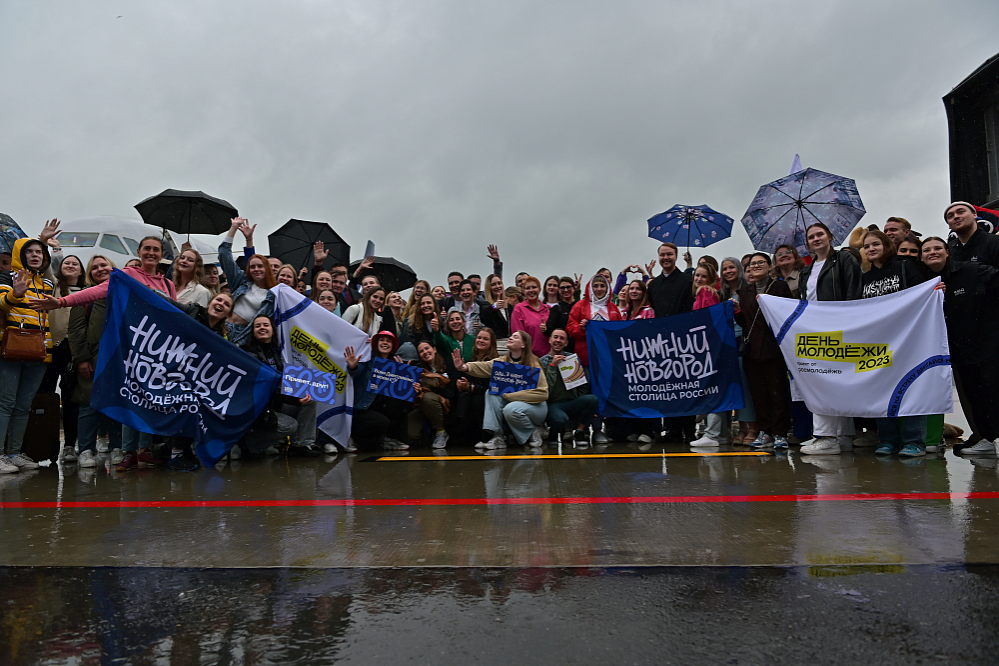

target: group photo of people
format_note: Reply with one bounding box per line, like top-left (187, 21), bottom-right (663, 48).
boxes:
top-left (0, 199), bottom-right (996, 475)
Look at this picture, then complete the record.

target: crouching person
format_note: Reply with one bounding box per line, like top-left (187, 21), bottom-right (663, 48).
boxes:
top-left (452, 330), bottom-right (549, 451)
top-left (540, 328), bottom-right (598, 447)
top-left (241, 315), bottom-right (315, 457)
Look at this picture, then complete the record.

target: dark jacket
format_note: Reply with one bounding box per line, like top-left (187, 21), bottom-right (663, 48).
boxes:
top-left (939, 261), bottom-right (999, 364)
top-left (797, 250), bottom-right (862, 302)
top-left (648, 269), bottom-right (695, 317)
top-left (67, 298), bottom-right (106, 404)
top-left (544, 301), bottom-right (576, 352)
top-left (539, 352), bottom-right (590, 403)
top-left (949, 228), bottom-right (999, 269)
top-left (244, 342), bottom-right (300, 426)
top-left (479, 302), bottom-right (511, 338)
top-left (861, 257), bottom-right (926, 299)
top-left (176, 302), bottom-right (228, 338)
top-left (734, 278), bottom-right (791, 361)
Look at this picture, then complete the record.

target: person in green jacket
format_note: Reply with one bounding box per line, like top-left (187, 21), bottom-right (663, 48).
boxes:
top-left (539, 328), bottom-right (599, 447)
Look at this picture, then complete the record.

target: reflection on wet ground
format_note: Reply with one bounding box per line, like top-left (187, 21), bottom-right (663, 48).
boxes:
top-left (3, 565), bottom-right (998, 666)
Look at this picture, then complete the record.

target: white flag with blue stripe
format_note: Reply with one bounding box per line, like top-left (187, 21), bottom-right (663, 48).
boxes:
top-left (757, 278), bottom-right (953, 418)
top-left (272, 285), bottom-right (371, 446)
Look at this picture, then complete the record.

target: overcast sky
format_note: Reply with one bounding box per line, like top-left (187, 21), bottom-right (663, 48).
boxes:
top-left (1, 0), bottom-right (997, 286)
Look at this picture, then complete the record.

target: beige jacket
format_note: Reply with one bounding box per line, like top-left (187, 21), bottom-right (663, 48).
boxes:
top-left (464, 354), bottom-right (549, 404)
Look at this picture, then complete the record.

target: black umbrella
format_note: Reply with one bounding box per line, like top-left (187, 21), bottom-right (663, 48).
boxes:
top-left (349, 256), bottom-right (417, 293)
top-left (134, 189), bottom-right (238, 236)
top-left (267, 219), bottom-right (350, 272)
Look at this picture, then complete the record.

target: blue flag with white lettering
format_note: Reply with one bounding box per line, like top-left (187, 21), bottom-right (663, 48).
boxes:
top-left (488, 361), bottom-right (540, 395)
top-left (587, 301), bottom-right (743, 418)
top-left (368, 358), bottom-right (422, 402)
top-left (92, 270), bottom-right (280, 467)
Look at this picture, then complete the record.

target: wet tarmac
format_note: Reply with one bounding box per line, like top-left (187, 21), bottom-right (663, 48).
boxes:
top-left (2, 395), bottom-right (998, 663)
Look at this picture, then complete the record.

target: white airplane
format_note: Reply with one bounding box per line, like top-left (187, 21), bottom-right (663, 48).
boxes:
top-left (55, 216), bottom-right (220, 269)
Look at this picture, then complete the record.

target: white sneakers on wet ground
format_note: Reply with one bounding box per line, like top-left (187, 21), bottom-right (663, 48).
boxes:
top-left (324, 443), bottom-right (338, 454)
top-left (432, 431), bottom-right (449, 449)
top-left (960, 440), bottom-right (997, 456)
top-left (8, 453), bottom-right (39, 469)
top-left (78, 450), bottom-right (97, 468)
top-left (60, 446), bottom-right (77, 462)
top-left (96, 435), bottom-right (109, 453)
top-left (383, 438), bottom-right (410, 450)
top-left (527, 426), bottom-right (544, 449)
top-left (0, 455), bottom-right (18, 474)
top-left (800, 437), bottom-right (841, 455)
top-left (110, 449), bottom-right (124, 465)
top-left (689, 435), bottom-right (720, 447)
top-left (476, 434), bottom-right (507, 450)
top-left (592, 432), bottom-right (610, 444)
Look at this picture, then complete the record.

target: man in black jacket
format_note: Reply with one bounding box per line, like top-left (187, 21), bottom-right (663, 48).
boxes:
top-left (946, 202), bottom-right (999, 269)
top-left (646, 242), bottom-right (695, 442)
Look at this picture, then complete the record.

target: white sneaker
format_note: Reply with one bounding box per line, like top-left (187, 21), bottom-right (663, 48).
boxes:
top-left (78, 450), bottom-right (97, 468)
top-left (800, 437), bottom-right (840, 455)
top-left (265, 446), bottom-right (280, 455)
top-left (383, 439), bottom-right (410, 450)
top-left (481, 434), bottom-right (507, 450)
top-left (229, 445), bottom-right (241, 460)
top-left (110, 449), bottom-right (124, 465)
top-left (838, 436), bottom-right (854, 452)
top-left (593, 432), bottom-right (610, 444)
top-left (527, 426), bottom-right (544, 448)
top-left (432, 431), bottom-right (449, 449)
top-left (323, 442), bottom-right (338, 454)
top-left (345, 438), bottom-right (358, 453)
top-left (689, 435), bottom-right (720, 447)
top-left (60, 446), bottom-right (77, 462)
top-left (9, 453), bottom-right (39, 469)
top-left (960, 440), bottom-right (996, 455)
top-left (637, 434), bottom-right (654, 444)
top-left (0, 455), bottom-right (18, 474)
top-left (96, 435), bottom-right (109, 453)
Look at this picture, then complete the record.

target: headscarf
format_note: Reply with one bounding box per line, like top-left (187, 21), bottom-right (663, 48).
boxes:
top-left (587, 274), bottom-right (611, 322)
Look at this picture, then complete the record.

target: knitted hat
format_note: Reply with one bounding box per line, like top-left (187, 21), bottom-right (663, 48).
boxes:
top-left (944, 201), bottom-right (977, 220)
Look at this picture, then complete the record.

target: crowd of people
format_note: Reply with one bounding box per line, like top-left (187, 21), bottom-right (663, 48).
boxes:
top-left (0, 201), bottom-right (996, 474)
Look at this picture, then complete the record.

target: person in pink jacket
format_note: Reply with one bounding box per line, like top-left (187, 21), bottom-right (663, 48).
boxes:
top-left (566, 274), bottom-right (621, 367)
top-left (510, 276), bottom-right (552, 357)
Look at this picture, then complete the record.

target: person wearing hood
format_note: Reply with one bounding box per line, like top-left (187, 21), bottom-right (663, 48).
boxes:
top-left (341, 330), bottom-right (410, 452)
top-left (0, 234), bottom-right (58, 473)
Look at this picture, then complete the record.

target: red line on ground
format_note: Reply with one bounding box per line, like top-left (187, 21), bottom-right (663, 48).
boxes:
top-left (1, 491), bottom-right (997, 509)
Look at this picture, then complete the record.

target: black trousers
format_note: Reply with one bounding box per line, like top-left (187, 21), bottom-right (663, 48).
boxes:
top-left (351, 408), bottom-right (391, 450)
top-left (953, 358), bottom-right (999, 441)
top-left (39, 339), bottom-right (78, 448)
top-left (743, 357), bottom-right (791, 436)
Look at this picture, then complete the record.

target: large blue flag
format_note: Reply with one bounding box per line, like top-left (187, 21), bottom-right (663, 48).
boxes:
top-left (92, 270), bottom-right (280, 466)
top-left (587, 301), bottom-right (743, 418)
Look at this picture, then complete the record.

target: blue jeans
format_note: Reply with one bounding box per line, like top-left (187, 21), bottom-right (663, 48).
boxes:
top-left (483, 393), bottom-right (547, 445)
top-left (77, 404), bottom-right (122, 454)
top-left (876, 415), bottom-right (927, 452)
top-left (0, 360), bottom-right (48, 455)
top-left (121, 424), bottom-right (153, 452)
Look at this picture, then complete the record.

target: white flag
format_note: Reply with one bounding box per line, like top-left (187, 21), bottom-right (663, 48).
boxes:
top-left (757, 278), bottom-right (953, 418)
top-left (271, 285), bottom-right (371, 445)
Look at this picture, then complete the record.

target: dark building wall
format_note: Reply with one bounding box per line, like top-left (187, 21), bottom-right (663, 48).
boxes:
top-left (944, 53), bottom-right (999, 209)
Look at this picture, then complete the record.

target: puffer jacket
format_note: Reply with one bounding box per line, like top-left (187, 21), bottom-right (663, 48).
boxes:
top-left (0, 238), bottom-right (54, 363)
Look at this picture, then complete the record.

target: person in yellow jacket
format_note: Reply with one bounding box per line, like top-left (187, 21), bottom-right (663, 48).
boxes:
top-left (0, 235), bottom-right (55, 473)
top-left (452, 330), bottom-right (549, 451)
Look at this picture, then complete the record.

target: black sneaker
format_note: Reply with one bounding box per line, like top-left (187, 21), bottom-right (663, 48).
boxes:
top-left (166, 454), bottom-right (201, 472)
top-left (573, 430), bottom-right (590, 443)
top-left (288, 445), bottom-right (321, 457)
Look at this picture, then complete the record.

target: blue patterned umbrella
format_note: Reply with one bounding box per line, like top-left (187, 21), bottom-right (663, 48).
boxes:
top-left (741, 168), bottom-right (866, 255)
top-left (0, 213), bottom-right (26, 255)
top-left (646, 204), bottom-right (734, 249)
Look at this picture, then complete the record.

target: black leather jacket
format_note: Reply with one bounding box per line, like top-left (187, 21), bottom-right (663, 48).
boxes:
top-left (798, 250), bottom-right (862, 302)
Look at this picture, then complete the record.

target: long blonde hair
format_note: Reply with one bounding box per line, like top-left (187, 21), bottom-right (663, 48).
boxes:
top-left (403, 279), bottom-right (431, 321)
top-left (84, 255), bottom-right (117, 287)
top-left (172, 248), bottom-right (205, 293)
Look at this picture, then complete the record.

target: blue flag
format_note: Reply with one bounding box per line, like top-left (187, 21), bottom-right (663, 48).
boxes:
top-left (587, 301), bottom-right (743, 418)
top-left (92, 270), bottom-right (280, 467)
top-left (368, 358), bottom-right (422, 402)
top-left (488, 361), bottom-right (540, 395)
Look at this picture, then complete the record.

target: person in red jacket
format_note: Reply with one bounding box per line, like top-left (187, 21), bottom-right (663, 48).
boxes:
top-left (566, 274), bottom-right (621, 367)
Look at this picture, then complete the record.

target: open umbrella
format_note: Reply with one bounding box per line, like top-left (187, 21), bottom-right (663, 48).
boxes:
top-left (349, 256), bottom-right (417, 293)
top-left (741, 168), bottom-right (866, 255)
top-left (0, 213), bottom-right (26, 255)
top-left (267, 220), bottom-right (350, 272)
top-left (134, 189), bottom-right (238, 236)
top-left (647, 204), bottom-right (734, 250)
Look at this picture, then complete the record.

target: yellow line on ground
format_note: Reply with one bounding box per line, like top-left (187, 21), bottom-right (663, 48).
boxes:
top-left (378, 452), bottom-right (773, 461)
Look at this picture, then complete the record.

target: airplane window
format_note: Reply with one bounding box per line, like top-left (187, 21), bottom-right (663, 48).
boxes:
top-left (123, 237), bottom-right (141, 256)
top-left (56, 232), bottom-right (99, 247)
top-left (99, 234), bottom-right (128, 254)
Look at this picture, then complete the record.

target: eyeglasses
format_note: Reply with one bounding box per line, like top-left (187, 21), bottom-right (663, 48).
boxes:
top-left (775, 252), bottom-right (792, 258)
top-left (559, 285), bottom-right (573, 290)
top-left (748, 261), bottom-right (769, 267)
